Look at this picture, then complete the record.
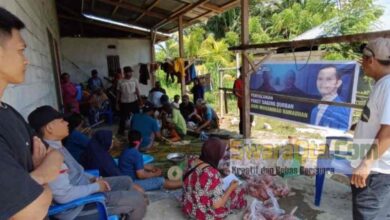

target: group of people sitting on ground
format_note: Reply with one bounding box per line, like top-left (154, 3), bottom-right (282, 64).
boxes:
top-left (116, 75), bottom-right (219, 150)
top-left (58, 50), bottom-right (220, 146)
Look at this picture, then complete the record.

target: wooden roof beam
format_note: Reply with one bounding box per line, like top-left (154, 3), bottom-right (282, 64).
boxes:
top-left (57, 3), bottom-right (80, 17)
top-left (220, 0), bottom-right (240, 10)
top-left (96, 0), bottom-right (165, 19)
top-left (91, 0), bottom-right (96, 11)
top-left (201, 0), bottom-right (238, 12)
top-left (229, 30), bottom-right (390, 51)
top-left (134, 0), bottom-right (161, 23)
top-left (202, 3), bottom-right (222, 12)
top-left (59, 14), bottom-right (150, 36)
top-left (168, 10), bottom-right (212, 32)
top-left (153, 0), bottom-right (209, 30)
top-left (111, 0), bottom-right (123, 16)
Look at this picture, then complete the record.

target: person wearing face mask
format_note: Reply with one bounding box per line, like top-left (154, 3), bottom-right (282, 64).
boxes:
top-left (28, 105), bottom-right (147, 220)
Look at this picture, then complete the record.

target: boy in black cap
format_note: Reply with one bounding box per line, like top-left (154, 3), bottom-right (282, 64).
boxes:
top-left (0, 7), bottom-right (63, 220)
top-left (29, 105), bottom-right (147, 220)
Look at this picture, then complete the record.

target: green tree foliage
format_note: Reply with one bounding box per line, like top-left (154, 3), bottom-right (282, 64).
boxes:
top-left (184, 26), bottom-right (206, 58)
top-left (249, 17), bottom-right (270, 43)
top-left (267, 0), bottom-right (336, 39)
top-left (204, 8), bottom-right (240, 39)
top-left (156, 38), bottom-right (178, 61)
top-left (155, 0), bottom-right (383, 107)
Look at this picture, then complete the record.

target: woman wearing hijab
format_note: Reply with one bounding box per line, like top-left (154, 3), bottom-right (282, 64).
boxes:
top-left (80, 130), bottom-right (122, 177)
top-left (181, 138), bottom-right (247, 219)
top-left (63, 113), bottom-right (90, 162)
top-left (60, 72), bottom-right (80, 113)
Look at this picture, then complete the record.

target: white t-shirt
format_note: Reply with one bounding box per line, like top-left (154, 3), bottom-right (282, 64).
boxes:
top-left (351, 74), bottom-right (390, 174)
top-left (117, 78), bottom-right (139, 103)
top-left (149, 91), bottom-right (164, 108)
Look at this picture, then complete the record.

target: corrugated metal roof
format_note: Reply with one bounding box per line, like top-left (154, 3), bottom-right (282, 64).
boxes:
top-left (56, 0), bottom-right (240, 40)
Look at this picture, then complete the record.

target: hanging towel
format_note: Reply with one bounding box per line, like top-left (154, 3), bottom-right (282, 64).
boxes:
top-left (162, 62), bottom-right (176, 83)
top-left (173, 58), bottom-right (185, 77)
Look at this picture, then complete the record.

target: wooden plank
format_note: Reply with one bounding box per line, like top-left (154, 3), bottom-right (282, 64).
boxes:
top-left (91, 0), bottom-right (96, 11)
top-left (153, 0), bottom-right (209, 30)
top-left (220, 0), bottom-right (240, 10)
top-left (167, 10), bottom-right (212, 32)
top-left (96, 0), bottom-right (165, 19)
top-left (111, 0), bottom-right (123, 16)
top-left (229, 30), bottom-right (390, 51)
top-left (241, 0), bottom-right (250, 138)
top-left (179, 16), bottom-right (186, 96)
top-left (58, 14), bottom-right (150, 36)
top-left (135, 0), bottom-right (161, 23)
top-left (219, 69), bottom-right (223, 116)
top-left (57, 3), bottom-right (80, 17)
top-left (150, 31), bottom-right (156, 86)
top-left (202, 3), bottom-right (222, 12)
top-left (218, 88), bottom-right (364, 109)
top-left (224, 90), bottom-right (228, 114)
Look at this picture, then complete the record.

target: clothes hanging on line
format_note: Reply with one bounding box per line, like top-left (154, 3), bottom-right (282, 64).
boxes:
top-left (161, 61), bottom-right (178, 83)
top-left (173, 58), bottom-right (185, 77)
top-left (185, 63), bottom-right (197, 85)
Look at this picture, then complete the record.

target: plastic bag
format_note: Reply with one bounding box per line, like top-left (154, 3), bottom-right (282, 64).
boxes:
top-left (243, 198), bottom-right (284, 220)
top-left (218, 147), bottom-right (231, 176)
top-left (246, 174), bottom-right (290, 200)
top-left (276, 206), bottom-right (299, 220)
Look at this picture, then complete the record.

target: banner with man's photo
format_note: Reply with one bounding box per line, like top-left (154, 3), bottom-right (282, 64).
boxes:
top-left (250, 61), bottom-right (360, 131)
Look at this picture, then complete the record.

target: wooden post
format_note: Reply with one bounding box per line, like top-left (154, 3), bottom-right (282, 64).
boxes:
top-left (150, 30), bottom-right (156, 87)
top-left (236, 53), bottom-right (240, 78)
top-left (224, 90), bottom-right (228, 114)
top-left (178, 16), bottom-right (185, 96)
top-left (241, 0), bottom-right (250, 138)
top-left (219, 69), bottom-right (223, 117)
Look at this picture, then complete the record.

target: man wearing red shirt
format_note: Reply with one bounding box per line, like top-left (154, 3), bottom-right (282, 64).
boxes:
top-left (233, 68), bottom-right (253, 135)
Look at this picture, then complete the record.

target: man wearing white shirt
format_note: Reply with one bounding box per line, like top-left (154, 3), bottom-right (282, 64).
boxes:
top-left (350, 38), bottom-right (390, 220)
top-left (117, 66), bottom-right (141, 135)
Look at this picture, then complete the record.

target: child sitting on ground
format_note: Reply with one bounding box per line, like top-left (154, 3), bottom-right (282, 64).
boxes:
top-left (119, 130), bottom-right (182, 191)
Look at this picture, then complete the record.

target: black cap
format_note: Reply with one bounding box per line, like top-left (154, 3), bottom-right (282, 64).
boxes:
top-left (142, 101), bottom-right (155, 113)
top-left (28, 105), bottom-right (64, 131)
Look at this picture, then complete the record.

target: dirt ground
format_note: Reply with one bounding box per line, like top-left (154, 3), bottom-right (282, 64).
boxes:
top-left (143, 175), bottom-right (353, 220)
top-left (100, 114), bottom-right (389, 220)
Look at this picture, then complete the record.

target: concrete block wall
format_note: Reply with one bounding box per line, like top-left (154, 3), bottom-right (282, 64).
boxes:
top-left (61, 37), bottom-right (152, 95)
top-left (0, 0), bottom-right (60, 118)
